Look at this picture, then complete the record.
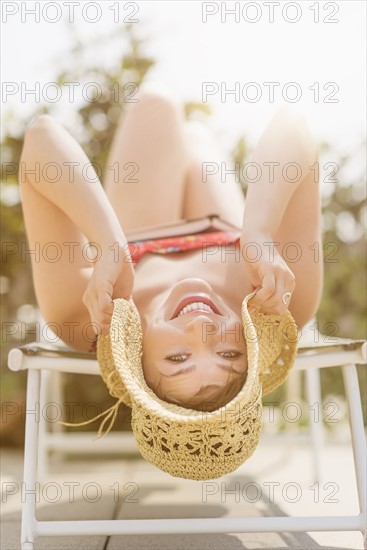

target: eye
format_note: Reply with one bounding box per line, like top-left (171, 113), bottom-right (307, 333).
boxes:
top-left (220, 351), bottom-right (243, 359)
top-left (165, 353), bottom-right (190, 363)
top-left (164, 351), bottom-right (243, 363)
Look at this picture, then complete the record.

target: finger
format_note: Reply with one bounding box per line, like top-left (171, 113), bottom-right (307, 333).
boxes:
top-left (258, 271), bottom-right (295, 315)
top-left (87, 298), bottom-right (107, 334)
top-left (94, 314), bottom-right (112, 336)
top-left (264, 277), bottom-right (289, 315)
top-left (94, 298), bottom-right (114, 336)
top-left (251, 272), bottom-right (276, 308)
top-left (268, 269), bottom-right (296, 313)
top-left (98, 292), bottom-right (114, 313)
top-left (89, 300), bottom-right (101, 336)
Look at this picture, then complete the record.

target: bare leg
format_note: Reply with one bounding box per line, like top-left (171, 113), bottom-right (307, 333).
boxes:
top-left (182, 121), bottom-right (245, 229)
top-left (104, 88), bottom-right (245, 231)
top-left (19, 118), bottom-right (94, 351)
top-left (104, 85), bottom-right (189, 233)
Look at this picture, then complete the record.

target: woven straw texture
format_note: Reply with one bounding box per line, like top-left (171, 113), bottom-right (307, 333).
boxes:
top-left (96, 291), bottom-right (298, 480)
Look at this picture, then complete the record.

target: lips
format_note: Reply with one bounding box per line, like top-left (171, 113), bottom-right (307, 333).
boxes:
top-left (170, 294), bottom-right (222, 320)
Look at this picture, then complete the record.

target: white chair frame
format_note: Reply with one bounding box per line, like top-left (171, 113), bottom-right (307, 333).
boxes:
top-left (8, 338), bottom-right (367, 550)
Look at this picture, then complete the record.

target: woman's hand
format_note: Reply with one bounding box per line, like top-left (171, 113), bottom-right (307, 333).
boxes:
top-left (82, 244), bottom-right (135, 336)
top-left (240, 230), bottom-right (296, 315)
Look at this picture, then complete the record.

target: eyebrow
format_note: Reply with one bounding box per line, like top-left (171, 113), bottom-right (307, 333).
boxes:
top-left (161, 363), bottom-right (239, 378)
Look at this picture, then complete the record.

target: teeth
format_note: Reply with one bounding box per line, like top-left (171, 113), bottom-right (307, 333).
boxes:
top-left (177, 301), bottom-right (215, 317)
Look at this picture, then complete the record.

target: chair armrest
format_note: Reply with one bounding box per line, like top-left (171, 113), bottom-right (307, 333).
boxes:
top-left (8, 343), bottom-right (99, 375)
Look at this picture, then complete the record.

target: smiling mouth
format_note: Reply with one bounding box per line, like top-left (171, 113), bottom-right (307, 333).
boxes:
top-left (170, 295), bottom-right (223, 320)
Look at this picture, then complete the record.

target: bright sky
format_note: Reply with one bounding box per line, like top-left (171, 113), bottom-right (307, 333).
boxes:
top-left (1, 0), bottom-right (366, 157)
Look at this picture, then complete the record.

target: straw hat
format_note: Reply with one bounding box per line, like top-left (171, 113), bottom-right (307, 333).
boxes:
top-left (96, 290), bottom-right (299, 481)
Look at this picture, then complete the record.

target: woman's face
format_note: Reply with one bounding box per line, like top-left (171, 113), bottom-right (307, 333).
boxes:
top-left (140, 278), bottom-right (248, 403)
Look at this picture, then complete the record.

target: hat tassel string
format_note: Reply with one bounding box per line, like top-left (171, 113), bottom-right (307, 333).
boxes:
top-left (59, 398), bottom-right (124, 438)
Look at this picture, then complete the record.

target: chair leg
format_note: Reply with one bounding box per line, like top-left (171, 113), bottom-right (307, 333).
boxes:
top-left (21, 369), bottom-right (41, 550)
top-left (342, 364), bottom-right (367, 544)
top-left (284, 369), bottom-right (302, 435)
top-left (40, 370), bottom-right (67, 479)
top-left (305, 367), bottom-right (324, 482)
top-left (38, 370), bottom-right (49, 482)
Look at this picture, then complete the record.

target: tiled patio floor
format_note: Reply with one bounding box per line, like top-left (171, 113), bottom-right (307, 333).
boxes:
top-left (1, 435), bottom-right (365, 549)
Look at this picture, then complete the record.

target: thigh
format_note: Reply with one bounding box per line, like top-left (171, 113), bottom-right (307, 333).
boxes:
top-left (19, 168), bottom-right (93, 351)
top-left (182, 121), bottom-right (245, 229)
top-left (103, 86), bottom-right (189, 234)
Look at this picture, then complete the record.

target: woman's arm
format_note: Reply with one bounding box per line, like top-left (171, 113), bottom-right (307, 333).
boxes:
top-left (21, 115), bottom-right (135, 335)
top-left (240, 108), bottom-right (318, 316)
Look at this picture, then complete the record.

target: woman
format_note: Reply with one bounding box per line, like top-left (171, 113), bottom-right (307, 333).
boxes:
top-left (19, 85), bottom-right (323, 410)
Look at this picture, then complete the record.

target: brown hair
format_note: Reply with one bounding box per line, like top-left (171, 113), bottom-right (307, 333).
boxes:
top-left (154, 365), bottom-right (248, 413)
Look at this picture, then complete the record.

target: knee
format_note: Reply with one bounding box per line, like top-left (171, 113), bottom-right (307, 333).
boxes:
top-left (273, 106), bottom-right (313, 141)
top-left (274, 106), bottom-right (318, 168)
top-left (22, 114), bottom-right (56, 153)
top-left (138, 82), bottom-right (179, 106)
top-left (25, 114), bottom-right (55, 134)
top-left (20, 115), bottom-right (55, 177)
top-left (128, 82), bottom-right (183, 118)
top-left (22, 114), bottom-right (55, 153)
